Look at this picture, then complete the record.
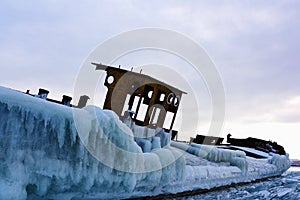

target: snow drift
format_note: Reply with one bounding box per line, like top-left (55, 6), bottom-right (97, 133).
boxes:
top-left (0, 86), bottom-right (290, 199)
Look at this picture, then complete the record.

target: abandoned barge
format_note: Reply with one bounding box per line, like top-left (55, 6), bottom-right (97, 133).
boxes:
top-left (27, 62), bottom-right (287, 158)
top-left (0, 62), bottom-right (290, 199)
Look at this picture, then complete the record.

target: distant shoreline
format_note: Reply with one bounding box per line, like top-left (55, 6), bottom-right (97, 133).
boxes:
top-left (289, 159), bottom-right (300, 172)
top-left (290, 159), bottom-right (300, 167)
top-left (289, 167), bottom-right (300, 172)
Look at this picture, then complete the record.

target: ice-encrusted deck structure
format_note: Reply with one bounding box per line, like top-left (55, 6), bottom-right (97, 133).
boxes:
top-left (0, 86), bottom-right (290, 200)
top-left (92, 63), bottom-right (186, 132)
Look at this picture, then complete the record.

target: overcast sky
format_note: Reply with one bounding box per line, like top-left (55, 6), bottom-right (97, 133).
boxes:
top-left (1, 0), bottom-right (299, 158)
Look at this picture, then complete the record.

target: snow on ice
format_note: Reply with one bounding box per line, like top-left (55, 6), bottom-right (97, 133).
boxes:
top-left (0, 86), bottom-right (290, 199)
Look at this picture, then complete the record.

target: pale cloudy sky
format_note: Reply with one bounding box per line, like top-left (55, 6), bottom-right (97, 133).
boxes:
top-left (1, 1), bottom-right (299, 158)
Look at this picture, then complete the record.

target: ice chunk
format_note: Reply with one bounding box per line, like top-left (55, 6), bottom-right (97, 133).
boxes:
top-left (268, 154), bottom-right (290, 173)
top-left (135, 138), bottom-right (152, 153)
top-left (151, 136), bottom-right (161, 150)
top-left (155, 128), bottom-right (171, 147)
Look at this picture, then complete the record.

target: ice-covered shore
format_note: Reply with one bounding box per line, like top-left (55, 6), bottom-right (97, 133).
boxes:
top-left (0, 86), bottom-right (290, 199)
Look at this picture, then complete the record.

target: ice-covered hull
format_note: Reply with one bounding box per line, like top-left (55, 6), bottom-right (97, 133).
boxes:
top-left (0, 86), bottom-right (290, 200)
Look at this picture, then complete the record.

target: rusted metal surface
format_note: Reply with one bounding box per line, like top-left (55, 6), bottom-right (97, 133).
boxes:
top-left (24, 88), bottom-right (88, 108)
top-left (193, 135), bottom-right (224, 145)
top-left (227, 134), bottom-right (286, 155)
top-left (93, 63), bottom-right (186, 130)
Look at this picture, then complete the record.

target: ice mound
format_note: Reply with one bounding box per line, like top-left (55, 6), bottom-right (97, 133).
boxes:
top-left (171, 142), bottom-right (248, 174)
top-left (0, 86), bottom-right (185, 199)
top-left (268, 154), bottom-right (291, 173)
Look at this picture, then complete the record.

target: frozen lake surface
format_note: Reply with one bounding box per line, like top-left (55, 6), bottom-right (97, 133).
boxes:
top-left (174, 169), bottom-right (300, 200)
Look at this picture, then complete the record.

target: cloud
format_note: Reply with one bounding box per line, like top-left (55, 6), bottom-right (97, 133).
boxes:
top-left (0, 1), bottom-right (300, 139)
top-left (224, 94), bottom-right (300, 124)
top-left (271, 96), bottom-right (300, 123)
